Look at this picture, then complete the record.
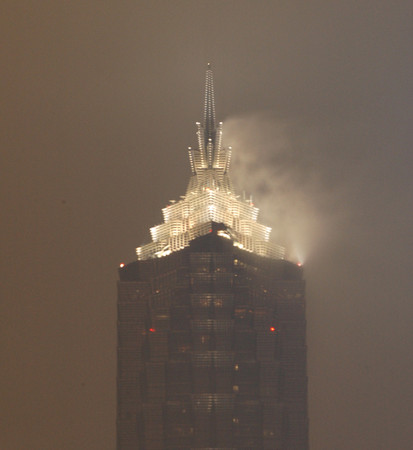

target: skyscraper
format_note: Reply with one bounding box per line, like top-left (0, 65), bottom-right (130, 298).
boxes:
top-left (117, 66), bottom-right (308, 449)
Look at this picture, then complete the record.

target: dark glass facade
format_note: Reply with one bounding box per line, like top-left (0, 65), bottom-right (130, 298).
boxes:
top-left (117, 224), bottom-right (308, 449)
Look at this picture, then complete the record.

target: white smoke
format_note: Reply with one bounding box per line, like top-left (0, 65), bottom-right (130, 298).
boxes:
top-left (224, 112), bottom-right (351, 263)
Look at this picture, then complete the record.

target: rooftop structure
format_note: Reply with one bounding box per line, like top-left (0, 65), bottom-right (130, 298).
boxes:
top-left (136, 65), bottom-right (285, 261)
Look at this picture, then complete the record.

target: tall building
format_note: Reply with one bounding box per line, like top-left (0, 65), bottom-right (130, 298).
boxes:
top-left (117, 66), bottom-right (308, 449)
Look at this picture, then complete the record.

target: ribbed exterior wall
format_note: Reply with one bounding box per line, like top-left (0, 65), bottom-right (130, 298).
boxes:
top-left (117, 231), bottom-right (308, 449)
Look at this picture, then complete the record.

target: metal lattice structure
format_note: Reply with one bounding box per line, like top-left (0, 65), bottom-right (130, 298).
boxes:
top-left (137, 65), bottom-right (284, 261)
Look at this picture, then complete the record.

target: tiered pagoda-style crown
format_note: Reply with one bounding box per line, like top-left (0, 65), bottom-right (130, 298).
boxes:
top-left (136, 65), bottom-right (284, 260)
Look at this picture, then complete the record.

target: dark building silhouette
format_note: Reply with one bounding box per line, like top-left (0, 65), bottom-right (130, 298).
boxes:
top-left (117, 66), bottom-right (308, 449)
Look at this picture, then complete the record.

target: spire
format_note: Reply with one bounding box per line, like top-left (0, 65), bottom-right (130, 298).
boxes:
top-left (204, 63), bottom-right (216, 146)
top-left (136, 67), bottom-right (286, 261)
top-left (191, 65), bottom-right (228, 173)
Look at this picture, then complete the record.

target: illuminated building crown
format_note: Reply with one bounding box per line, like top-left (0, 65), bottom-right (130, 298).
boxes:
top-left (136, 65), bottom-right (285, 260)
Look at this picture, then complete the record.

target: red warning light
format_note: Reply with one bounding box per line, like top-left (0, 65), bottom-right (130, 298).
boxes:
top-left (149, 328), bottom-right (156, 333)
top-left (209, 229), bottom-right (213, 233)
top-left (119, 263), bottom-right (125, 268)
top-left (270, 327), bottom-right (276, 332)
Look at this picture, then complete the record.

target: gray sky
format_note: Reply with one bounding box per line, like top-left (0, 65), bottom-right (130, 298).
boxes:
top-left (1, 1), bottom-right (412, 449)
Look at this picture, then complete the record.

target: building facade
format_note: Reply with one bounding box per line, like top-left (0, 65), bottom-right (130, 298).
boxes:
top-left (117, 67), bottom-right (308, 449)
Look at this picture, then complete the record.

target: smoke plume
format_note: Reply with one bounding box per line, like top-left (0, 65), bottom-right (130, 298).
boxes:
top-left (224, 112), bottom-right (351, 263)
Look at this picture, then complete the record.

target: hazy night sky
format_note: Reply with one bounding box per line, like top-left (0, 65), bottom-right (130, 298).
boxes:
top-left (1, 1), bottom-right (412, 449)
